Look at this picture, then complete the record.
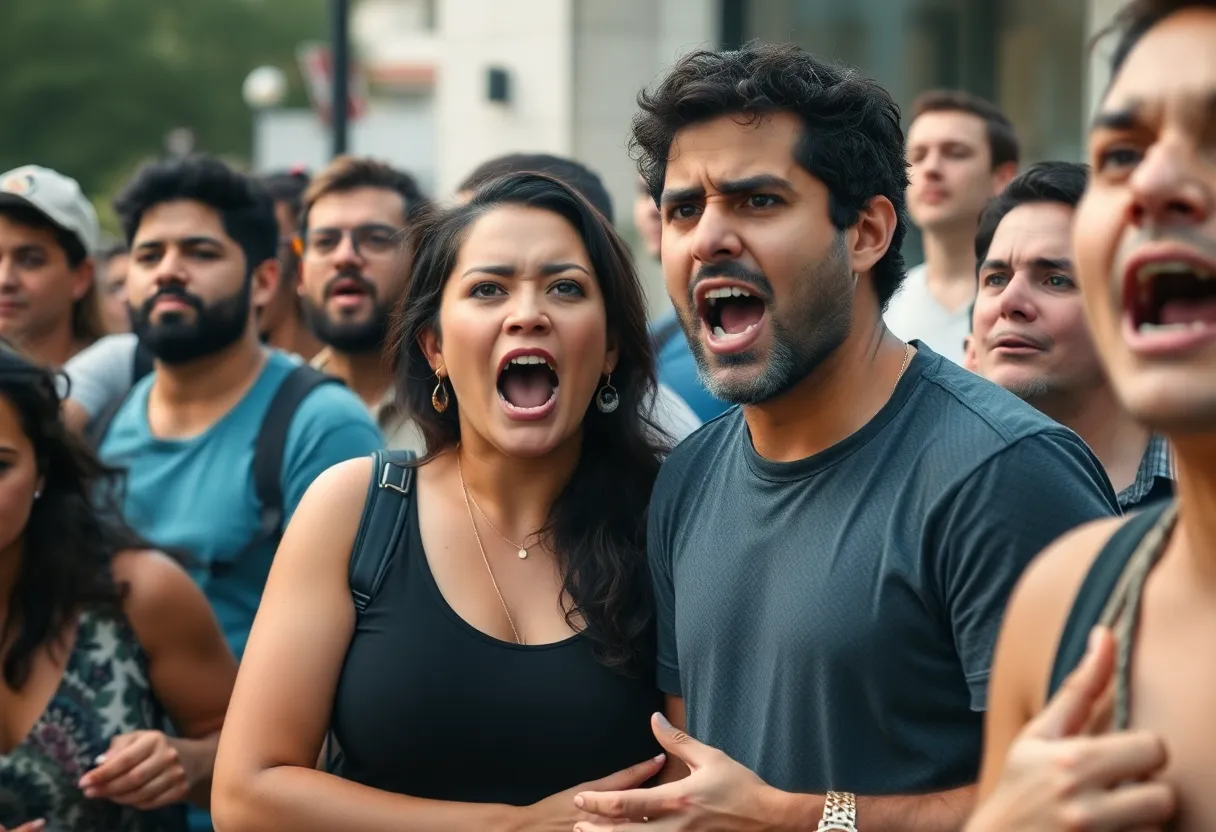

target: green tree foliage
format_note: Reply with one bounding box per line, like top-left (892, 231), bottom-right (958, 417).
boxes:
top-left (0, 0), bottom-right (327, 229)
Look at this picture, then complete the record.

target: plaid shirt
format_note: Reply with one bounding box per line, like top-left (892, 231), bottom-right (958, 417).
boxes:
top-left (1117, 434), bottom-right (1174, 510)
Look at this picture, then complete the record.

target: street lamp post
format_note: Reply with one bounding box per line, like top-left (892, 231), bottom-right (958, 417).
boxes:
top-left (330, 0), bottom-right (350, 158)
top-left (243, 66), bottom-right (288, 171)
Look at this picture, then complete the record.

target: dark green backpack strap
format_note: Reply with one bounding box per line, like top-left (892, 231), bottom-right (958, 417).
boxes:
top-left (1046, 501), bottom-right (1172, 698)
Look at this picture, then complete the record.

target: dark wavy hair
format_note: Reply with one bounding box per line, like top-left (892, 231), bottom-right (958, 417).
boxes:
top-left (1103, 0), bottom-right (1216, 75)
top-left (114, 155), bottom-right (278, 275)
top-left (629, 41), bottom-right (910, 311)
top-left (390, 172), bottom-right (665, 675)
top-left (975, 162), bottom-right (1089, 265)
top-left (0, 340), bottom-right (151, 689)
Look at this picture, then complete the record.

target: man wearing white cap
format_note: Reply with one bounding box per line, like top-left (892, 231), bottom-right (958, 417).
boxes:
top-left (0, 164), bottom-right (105, 365)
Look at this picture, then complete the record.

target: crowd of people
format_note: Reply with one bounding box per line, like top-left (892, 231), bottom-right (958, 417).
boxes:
top-left (0, 0), bottom-right (1212, 829)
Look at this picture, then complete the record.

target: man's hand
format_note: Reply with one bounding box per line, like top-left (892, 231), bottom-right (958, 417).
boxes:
top-left (78, 730), bottom-right (199, 810)
top-left (0, 821), bottom-right (46, 831)
top-left (967, 627), bottom-right (1175, 831)
top-left (573, 712), bottom-right (800, 831)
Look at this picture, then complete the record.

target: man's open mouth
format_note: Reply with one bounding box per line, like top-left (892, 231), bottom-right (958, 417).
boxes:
top-left (497, 352), bottom-right (559, 414)
top-left (1125, 257), bottom-right (1216, 333)
top-left (701, 286), bottom-right (766, 338)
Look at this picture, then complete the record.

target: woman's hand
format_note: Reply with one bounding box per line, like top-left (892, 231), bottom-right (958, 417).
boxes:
top-left (967, 629), bottom-right (1174, 831)
top-left (79, 730), bottom-right (200, 810)
top-left (508, 753), bottom-right (667, 832)
top-left (0, 820), bottom-right (46, 831)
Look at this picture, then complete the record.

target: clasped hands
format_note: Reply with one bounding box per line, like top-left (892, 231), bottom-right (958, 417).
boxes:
top-left (572, 712), bottom-right (802, 832)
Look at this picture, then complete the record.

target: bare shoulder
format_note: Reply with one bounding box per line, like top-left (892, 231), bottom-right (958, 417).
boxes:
top-left (274, 456), bottom-right (375, 572)
top-left (112, 549), bottom-right (221, 651)
top-left (1003, 515), bottom-right (1128, 705)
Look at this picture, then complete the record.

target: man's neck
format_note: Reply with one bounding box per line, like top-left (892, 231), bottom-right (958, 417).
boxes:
top-left (19, 325), bottom-right (85, 368)
top-left (1038, 386), bottom-right (1151, 494)
top-left (920, 225), bottom-right (978, 314)
top-left (1167, 435), bottom-right (1216, 588)
top-left (265, 314), bottom-right (323, 363)
top-left (324, 348), bottom-right (394, 408)
top-left (742, 323), bottom-right (911, 463)
top-left (149, 335), bottom-right (267, 438)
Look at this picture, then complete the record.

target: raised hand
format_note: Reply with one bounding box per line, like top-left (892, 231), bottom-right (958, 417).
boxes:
top-left (967, 627), bottom-right (1175, 832)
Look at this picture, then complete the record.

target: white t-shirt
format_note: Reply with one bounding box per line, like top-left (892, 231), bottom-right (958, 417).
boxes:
top-left (883, 264), bottom-right (971, 366)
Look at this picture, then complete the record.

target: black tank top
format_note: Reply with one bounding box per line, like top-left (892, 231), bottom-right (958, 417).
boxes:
top-left (329, 488), bottom-right (663, 804)
top-left (1047, 501), bottom-right (1174, 699)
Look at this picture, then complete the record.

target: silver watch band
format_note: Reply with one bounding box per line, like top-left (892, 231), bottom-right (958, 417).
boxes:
top-left (817, 791), bottom-right (858, 831)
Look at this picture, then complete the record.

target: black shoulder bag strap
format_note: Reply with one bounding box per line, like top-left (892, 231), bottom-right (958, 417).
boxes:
top-left (324, 449), bottom-right (417, 774)
top-left (348, 449), bottom-right (418, 613)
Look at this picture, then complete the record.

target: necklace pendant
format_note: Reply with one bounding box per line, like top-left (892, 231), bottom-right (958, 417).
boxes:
top-left (518, 548), bottom-right (528, 560)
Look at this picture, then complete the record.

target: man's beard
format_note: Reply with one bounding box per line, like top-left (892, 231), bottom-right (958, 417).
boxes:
top-left (303, 269), bottom-right (391, 354)
top-left (677, 233), bottom-right (854, 405)
top-left (130, 280), bottom-right (252, 365)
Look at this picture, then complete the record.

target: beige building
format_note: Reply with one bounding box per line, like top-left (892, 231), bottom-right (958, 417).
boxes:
top-left (348, 0), bottom-right (1131, 303)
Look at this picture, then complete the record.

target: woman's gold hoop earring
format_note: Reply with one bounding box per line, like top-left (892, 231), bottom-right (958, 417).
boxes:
top-left (595, 374), bottom-right (620, 414)
top-left (431, 375), bottom-right (450, 413)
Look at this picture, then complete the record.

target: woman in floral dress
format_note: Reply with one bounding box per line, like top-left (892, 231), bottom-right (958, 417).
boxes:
top-left (0, 341), bottom-right (236, 831)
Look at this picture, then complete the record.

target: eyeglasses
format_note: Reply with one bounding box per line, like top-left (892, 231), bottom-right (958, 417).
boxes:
top-left (295, 224), bottom-right (403, 259)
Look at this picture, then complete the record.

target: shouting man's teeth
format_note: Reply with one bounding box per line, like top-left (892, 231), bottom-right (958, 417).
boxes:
top-left (1138, 321), bottom-right (1208, 334)
top-left (706, 286), bottom-right (753, 303)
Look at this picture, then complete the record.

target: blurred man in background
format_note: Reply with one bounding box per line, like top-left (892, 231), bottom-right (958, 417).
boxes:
top-left (298, 155), bottom-right (430, 450)
top-left (0, 164), bottom-right (105, 365)
top-left (96, 238), bottom-right (131, 334)
top-left (259, 168), bottom-right (322, 361)
top-left (971, 161), bottom-right (1172, 509)
top-left (887, 91), bottom-right (1019, 364)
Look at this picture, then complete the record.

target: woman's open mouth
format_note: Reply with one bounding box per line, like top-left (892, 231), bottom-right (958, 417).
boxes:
top-left (697, 283), bottom-right (768, 355)
top-left (496, 350), bottom-right (559, 421)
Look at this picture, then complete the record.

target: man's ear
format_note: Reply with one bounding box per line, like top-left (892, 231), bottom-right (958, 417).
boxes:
top-left (991, 162), bottom-right (1018, 196)
top-left (71, 258), bottom-right (96, 302)
top-left (846, 194), bottom-right (898, 277)
top-left (251, 259), bottom-right (280, 311)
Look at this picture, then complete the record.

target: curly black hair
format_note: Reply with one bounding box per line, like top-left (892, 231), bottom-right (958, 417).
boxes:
top-left (629, 41), bottom-right (910, 310)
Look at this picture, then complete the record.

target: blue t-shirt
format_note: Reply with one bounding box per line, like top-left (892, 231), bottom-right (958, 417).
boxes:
top-left (99, 351), bottom-right (382, 659)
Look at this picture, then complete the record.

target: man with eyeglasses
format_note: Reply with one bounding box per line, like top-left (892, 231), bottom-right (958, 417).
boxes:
top-left (297, 156), bottom-right (431, 451)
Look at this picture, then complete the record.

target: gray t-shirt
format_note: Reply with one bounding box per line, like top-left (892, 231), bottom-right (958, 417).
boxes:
top-left (648, 344), bottom-right (1119, 795)
top-left (62, 332), bottom-right (139, 418)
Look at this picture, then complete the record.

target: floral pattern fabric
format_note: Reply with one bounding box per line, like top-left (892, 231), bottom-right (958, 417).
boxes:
top-left (0, 611), bottom-right (187, 832)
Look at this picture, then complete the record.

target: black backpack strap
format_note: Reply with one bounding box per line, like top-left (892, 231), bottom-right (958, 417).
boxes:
top-left (248, 364), bottom-right (341, 550)
top-left (87, 393), bottom-right (128, 450)
top-left (1046, 501), bottom-right (1173, 697)
top-left (348, 449), bottom-right (417, 613)
top-left (324, 449), bottom-right (416, 775)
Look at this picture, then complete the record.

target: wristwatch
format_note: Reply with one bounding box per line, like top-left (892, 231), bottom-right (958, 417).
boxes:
top-left (817, 791), bottom-right (858, 831)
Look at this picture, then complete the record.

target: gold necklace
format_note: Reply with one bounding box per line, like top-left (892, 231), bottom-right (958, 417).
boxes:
top-left (893, 344), bottom-right (913, 395)
top-left (465, 490), bottom-right (533, 560)
top-left (456, 448), bottom-right (523, 645)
